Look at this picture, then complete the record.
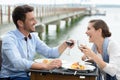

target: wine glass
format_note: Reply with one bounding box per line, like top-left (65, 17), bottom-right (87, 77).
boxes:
top-left (77, 39), bottom-right (88, 47)
top-left (65, 40), bottom-right (74, 55)
top-left (77, 39), bottom-right (88, 53)
top-left (77, 40), bottom-right (80, 47)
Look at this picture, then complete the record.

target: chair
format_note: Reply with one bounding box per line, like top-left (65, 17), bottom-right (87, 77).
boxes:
top-left (0, 39), bottom-right (2, 70)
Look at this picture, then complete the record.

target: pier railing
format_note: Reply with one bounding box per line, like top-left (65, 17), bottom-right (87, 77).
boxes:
top-left (0, 4), bottom-right (87, 25)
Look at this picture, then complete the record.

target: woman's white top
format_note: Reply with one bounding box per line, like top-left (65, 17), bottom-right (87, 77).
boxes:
top-left (97, 40), bottom-right (120, 80)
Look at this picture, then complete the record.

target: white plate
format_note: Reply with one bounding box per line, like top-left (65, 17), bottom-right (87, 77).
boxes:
top-left (34, 58), bottom-right (67, 64)
top-left (84, 62), bottom-right (92, 65)
top-left (62, 63), bottom-right (95, 71)
top-left (35, 59), bottom-right (95, 71)
top-left (85, 65), bottom-right (96, 71)
top-left (34, 59), bottom-right (47, 63)
top-left (78, 61), bottom-right (92, 65)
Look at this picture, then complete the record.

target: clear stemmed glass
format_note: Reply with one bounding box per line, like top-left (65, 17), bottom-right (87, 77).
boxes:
top-left (77, 39), bottom-right (88, 51)
top-left (77, 38), bottom-right (89, 46)
top-left (77, 40), bottom-right (81, 47)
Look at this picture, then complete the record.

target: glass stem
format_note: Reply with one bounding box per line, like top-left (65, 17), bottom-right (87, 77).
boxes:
top-left (67, 48), bottom-right (70, 55)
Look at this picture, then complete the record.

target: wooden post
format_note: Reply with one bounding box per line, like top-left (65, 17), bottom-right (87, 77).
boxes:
top-left (46, 24), bottom-right (49, 35)
top-left (36, 7), bottom-right (38, 17)
top-left (65, 18), bottom-right (69, 28)
top-left (0, 5), bottom-right (3, 24)
top-left (71, 17), bottom-right (74, 25)
top-left (8, 5), bottom-right (10, 23)
top-left (35, 24), bottom-right (44, 40)
top-left (56, 23), bottom-right (60, 33)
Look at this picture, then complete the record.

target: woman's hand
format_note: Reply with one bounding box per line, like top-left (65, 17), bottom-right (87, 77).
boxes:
top-left (81, 55), bottom-right (87, 61)
top-left (81, 54), bottom-right (94, 63)
top-left (79, 44), bottom-right (94, 58)
top-left (78, 45), bottom-right (107, 69)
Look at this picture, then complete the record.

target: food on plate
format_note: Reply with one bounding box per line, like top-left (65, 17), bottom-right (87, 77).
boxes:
top-left (71, 62), bottom-right (85, 70)
top-left (42, 59), bottom-right (52, 64)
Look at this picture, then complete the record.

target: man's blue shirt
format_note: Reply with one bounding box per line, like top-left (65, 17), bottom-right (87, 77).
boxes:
top-left (0, 29), bottom-right (59, 78)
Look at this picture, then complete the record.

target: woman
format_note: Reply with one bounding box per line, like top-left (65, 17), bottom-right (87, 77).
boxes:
top-left (79, 19), bottom-right (120, 80)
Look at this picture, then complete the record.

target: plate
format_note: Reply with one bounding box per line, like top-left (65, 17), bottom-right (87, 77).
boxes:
top-left (84, 59), bottom-right (94, 63)
top-left (62, 63), bottom-right (95, 71)
top-left (84, 62), bottom-right (92, 65)
top-left (34, 58), bottom-right (67, 64)
top-left (34, 59), bottom-right (50, 63)
top-left (85, 65), bottom-right (96, 71)
top-left (77, 61), bottom-right (92, 65)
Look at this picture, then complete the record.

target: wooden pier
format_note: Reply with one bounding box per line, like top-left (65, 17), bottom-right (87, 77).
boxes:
top-left (0, 4), bottom-right (87, 39)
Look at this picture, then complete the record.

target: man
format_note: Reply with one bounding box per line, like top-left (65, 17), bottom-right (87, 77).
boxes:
top-left (0, 5), bottom-right (74, 80)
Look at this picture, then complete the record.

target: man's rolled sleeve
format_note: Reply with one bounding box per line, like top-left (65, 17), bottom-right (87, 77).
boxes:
top-left (27, 61), bottom-right (34, 69)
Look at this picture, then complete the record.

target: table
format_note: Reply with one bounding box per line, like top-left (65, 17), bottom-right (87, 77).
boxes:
top-left (30, 67), bottom-right (98, 80)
